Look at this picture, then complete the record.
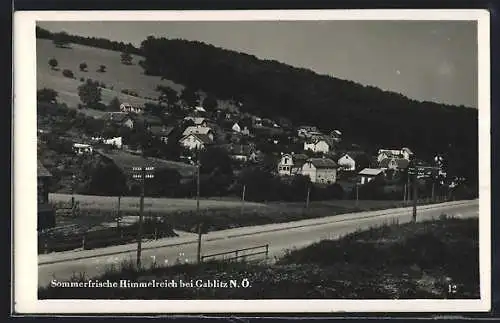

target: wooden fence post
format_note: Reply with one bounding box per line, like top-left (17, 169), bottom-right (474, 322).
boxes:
top-left (265, 244), bottom-right (269, 260)
top-left (82, 234), bottom-right (86, 250)
top-left (44, 238), bottom-right (48, 254)
top-left (154, 228), bottom-right (158, 240)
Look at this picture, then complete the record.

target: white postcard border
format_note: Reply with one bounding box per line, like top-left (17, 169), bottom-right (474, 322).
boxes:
top-left (13, 9), bottom-right (491, 314)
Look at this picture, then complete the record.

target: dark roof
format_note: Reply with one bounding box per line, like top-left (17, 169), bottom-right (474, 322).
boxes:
top-left (149, 126), bottom-right (175, 136)
top-left (96, 150), bottom-right (196, 178)
top-left (183, 133), bottom-right (213, 145)
top-left (379, 157), bottom-right (410, 169)
top-left (37, 160), bottom-right (52, 177)
top-left (307, 158), bottom-right (337, 169)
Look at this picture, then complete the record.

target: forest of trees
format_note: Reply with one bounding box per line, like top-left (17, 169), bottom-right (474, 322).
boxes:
top-left (36, 27), bottom-right (479, 190)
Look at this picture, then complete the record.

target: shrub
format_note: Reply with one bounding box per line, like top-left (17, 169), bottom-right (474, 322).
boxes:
top-left (62, 69), bottom-right (74, 78)
top-left (37, 88), bottom-right (58, 103)
top-left (97, 65), bottom-right (106, 73)
top-left (79, 77), bottom-right (85, 82)
top-left (48, 58), bottom-right (58, 70)
top-left (79, 62), bottom-right (88, 72)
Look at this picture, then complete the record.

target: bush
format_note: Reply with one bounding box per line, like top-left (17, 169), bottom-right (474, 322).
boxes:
top-left (37, 88), bottom-right (58, 103)
top-left (79, 77), bottom-right (85, 82)
top-left (62, 69), bottom-right (74, 78)
top-left (79, 62), bottom-right (88, 72)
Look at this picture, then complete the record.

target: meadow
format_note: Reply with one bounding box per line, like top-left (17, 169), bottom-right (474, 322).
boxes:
top-left (37, 38), bottom-right (183, 115)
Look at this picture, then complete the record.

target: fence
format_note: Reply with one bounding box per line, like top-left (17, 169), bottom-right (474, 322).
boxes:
top-left (201, 244), bottom-right (270, 263)
top-left (38, 226), bottom-right (171, 254)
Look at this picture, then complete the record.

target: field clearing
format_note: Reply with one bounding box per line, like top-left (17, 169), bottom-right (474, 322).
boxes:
top-left (49, 193), bottom-right (266, 212)
top-left (37, 38), bottom-right (184, 112)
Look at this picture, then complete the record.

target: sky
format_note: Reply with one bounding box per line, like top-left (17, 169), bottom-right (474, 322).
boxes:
top-left (38, 20), bottom-right (478, 108)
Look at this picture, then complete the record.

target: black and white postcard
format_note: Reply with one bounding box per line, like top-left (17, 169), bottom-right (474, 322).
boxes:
top-left (13, 9), bottom-right (491, 313)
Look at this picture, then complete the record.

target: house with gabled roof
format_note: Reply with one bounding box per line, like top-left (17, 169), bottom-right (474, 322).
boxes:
top-left (179, 133), bottom-right (213, 150)
top-left (304, 139), bottom-right (330, 154)
top-left (277, 153), bottom-right (309, 176)
top-left (182, 126), bottom-right (214, 141)
top-left (301, 158), bottom-right (338, 184)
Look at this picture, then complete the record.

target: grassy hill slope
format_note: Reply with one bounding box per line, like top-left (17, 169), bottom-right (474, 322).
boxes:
top-left (37, 38), bottom-right (184, 113)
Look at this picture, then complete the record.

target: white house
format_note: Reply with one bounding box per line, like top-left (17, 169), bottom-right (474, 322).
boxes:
top-left (358, 168), bottom-right (384, 185)
top-left (278, 153), bottom-right (294, 176)
top-left (182, 126), bottom-right (214, 141)
top-left (297, 126), bottom-right (318, 138)
top-left (277, 153), bottom-right (309, 176)
top-left (377, 147), bottom-right (413, 163)
top-left (304, 140), bottom-right (329, 154)
top-left (232, 122), bottom-right (242, 133)
top-left (103, 137), bottom-right (123, 149)
top-left (73, 143), bottom-right (93, 155)
top-left (301, 158), bottom-right (338, 184)
top-left (120, 103), bottom-right (144, 114)
top-left (337, 154), bottom-right (357, 171)
top-left (179, 133), bottom-right (212, 150)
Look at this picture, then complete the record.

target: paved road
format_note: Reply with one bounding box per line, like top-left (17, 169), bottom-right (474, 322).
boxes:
top-left (39, 200), bottom-right (479, 288)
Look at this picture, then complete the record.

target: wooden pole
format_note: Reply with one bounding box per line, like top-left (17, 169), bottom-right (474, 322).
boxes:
top-left (136, 167), bottom-right (145, 269)
top-left (305, 185), bottom-right (311, 209)
top-left (196, 163), bottom-right (202, 264)
top-left (241, 184), bottom-right (246, 216)
top-left (116, 195), bottom-right (121, 229)
top-left (412, 173), bottom-right (418, 223)
top-left (355, 183), bottom-right (359, 207)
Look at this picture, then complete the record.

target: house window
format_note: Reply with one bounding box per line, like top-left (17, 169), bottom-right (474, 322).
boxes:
top-left (284, 157), bottom-right (289, 164)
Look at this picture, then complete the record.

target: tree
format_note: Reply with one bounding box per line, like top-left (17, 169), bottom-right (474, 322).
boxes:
top-left (79, 62), bottom-right (88, 72)
top-left (155, 85), bottom-right (178, 106)
top-left (180, 87), bottom-right (199, 107)
top-left (48, 58), bottom-right (58, 70)
top-left (198, 147), bottom-right (233, 176)
top-left (78, 79), bottom-right (102, 108)
top-left (107, 97), bottom-right (121, 112)
top-left (202, 95), bottom-right (218, 111)
top-left (37, 88), bottom-right (58, 103)
top-left (86, 163), bottom-right (128, 196)
top-left (62, 69), bottom-right (74, 78)
top-left (121, 52), bottom-right (133, 65)
top-left (53, 31), bottom-right (71, 48)
top-left (97, 65), bottom-right (106, 73)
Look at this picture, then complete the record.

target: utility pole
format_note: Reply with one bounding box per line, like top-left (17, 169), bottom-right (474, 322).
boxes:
top-left (305, 184), bottom-right (311, 209)
top-left (196, 161), bottom-right (202, 264)
top-left (403, 183), bottom-right (407, 204)
top-left (355, 183), bottom-right (359, 208)
top-left (71, 174), bottom-right (76, 217)
top-left (241, 184), bottom-right (246, 216)
top-left (132, 166), bottom-right (155, 269)
top-left (408, 163), bottom-right (418, 223)
top-left (116, 195), bottom-right (122, 229)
